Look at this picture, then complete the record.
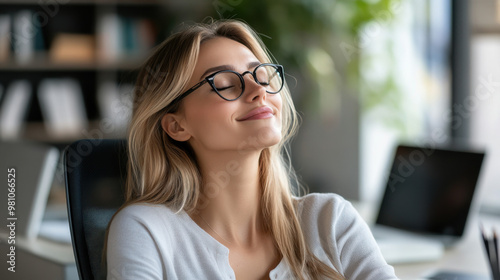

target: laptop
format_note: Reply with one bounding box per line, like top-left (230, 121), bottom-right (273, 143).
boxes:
top-left (371, 144), bottom-right (486, 264)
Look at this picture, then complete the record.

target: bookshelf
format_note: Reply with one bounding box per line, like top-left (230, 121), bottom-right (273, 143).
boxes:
top-left (0, 0), bottom-right (202, 144)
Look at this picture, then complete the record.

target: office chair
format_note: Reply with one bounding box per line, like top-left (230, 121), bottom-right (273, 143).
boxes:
top-left (64, 139), bottom-right (127, 280)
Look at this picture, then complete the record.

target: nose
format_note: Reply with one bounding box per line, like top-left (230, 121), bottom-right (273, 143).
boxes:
top-left (241, 71), bottom-right (267, 102)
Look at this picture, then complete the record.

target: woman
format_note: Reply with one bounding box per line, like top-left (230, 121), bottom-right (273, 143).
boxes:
top-left (107, 19), bottom-right (397, 280)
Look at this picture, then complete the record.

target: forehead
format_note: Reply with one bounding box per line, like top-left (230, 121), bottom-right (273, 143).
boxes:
top-left (194, 37), bottom-right (259, 73)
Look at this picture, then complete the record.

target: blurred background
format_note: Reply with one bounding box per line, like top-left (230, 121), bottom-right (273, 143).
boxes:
top-left (0, 0), bottom-right (498, 212)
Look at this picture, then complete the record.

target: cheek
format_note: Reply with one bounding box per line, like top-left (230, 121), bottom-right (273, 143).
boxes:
top-left (184, 100), bottom-right (236, 143)
top-left (271, 94), bottom-right (283, 125)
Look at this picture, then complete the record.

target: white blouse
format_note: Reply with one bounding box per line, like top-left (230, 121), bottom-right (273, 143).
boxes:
top-left (107, 193), bottom-right (398, 279)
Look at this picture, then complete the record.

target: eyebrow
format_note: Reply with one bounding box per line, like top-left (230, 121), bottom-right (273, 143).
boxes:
top-left (199, 61), bottom-right (261, 80)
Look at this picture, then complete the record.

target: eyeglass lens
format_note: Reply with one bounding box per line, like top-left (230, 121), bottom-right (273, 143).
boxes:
top-left (212, 64), bottom-right (283, 100)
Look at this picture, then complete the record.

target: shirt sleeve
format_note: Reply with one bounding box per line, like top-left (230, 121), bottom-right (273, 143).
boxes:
top-left (106, 206), bottom-right (164, 280)
top-left (333, 198), bottom-right (399, 280)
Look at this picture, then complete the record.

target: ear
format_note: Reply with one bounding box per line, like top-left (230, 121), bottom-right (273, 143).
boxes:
top-left (161, 113), bottom-right (191, 142)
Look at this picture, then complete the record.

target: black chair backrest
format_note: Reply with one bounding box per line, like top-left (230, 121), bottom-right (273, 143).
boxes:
top-left (64, 139), bottom-right (127, 280)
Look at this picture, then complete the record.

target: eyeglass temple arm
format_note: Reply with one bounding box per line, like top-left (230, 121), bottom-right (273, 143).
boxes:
top-left (171, 80), bottom-right (208, 104)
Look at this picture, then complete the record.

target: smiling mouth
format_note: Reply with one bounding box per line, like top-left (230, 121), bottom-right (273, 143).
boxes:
top-left (237, 106), bottom-right (274, 121)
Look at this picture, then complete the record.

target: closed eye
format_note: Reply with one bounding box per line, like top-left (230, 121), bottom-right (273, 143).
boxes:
top-left (215, 85), bottom-right (235, 91)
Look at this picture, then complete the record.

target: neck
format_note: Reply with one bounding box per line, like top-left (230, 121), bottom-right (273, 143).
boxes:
top-left (192, 149), bottom-right (265, 246)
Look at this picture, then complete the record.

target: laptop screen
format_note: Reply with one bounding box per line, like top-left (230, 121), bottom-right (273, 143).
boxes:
top-left (375, 145), bottom-right (485, 237)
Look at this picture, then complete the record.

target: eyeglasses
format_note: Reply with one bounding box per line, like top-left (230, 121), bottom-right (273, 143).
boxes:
top-left (172, 63), bottom-right (284, 104)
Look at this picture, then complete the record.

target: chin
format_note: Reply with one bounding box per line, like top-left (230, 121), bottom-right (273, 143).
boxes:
top-left (255, 125), bottom-right (282, 147)
top-left (236, 125), bottom-right (282, 153)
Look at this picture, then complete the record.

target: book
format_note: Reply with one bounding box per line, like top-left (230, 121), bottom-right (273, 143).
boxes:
top-left (0, 14), bottom-right (10, 62)
top-left (37, 79), bottom-right (88, 138)
top-left (137, 19), bottom-right (156, 54)
top-left (97, 13), bottom-right (123, 62)
top-left (49, 33), bottom-right (95, 63)
top-left (12, 10), bottom-right (36, 64)
top-left (97, 81), bottom-right (133, 135)
top-left (0, 80), bottom-right (32, 140)
top-left (97, 14), bottom-right (157, 62)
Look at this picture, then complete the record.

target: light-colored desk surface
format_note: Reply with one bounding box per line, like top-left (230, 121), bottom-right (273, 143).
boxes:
top-left (0, 232), bottom-right (78, 280)
top-left (353, 201), bottom-right (500, 280)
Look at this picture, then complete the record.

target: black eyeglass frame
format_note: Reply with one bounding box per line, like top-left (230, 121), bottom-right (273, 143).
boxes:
top-left (171, 63), bottom-right (284, 105)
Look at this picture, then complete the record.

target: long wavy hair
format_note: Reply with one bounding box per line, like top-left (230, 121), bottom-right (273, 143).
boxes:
top-left (122, 19), bottom-right (344, 280)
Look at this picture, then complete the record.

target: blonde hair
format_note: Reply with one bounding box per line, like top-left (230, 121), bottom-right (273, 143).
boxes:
top-left (124, 19), bottom-right (344, 280)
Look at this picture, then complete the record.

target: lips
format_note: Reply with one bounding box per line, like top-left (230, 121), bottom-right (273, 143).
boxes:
top-left (237, 106), bottom-right (274, 121)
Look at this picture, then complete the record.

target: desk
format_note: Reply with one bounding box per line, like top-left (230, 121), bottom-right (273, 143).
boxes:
top-left (0, 232), bottom-right (78, 280)
top-left (353, 201), bottom-right (500, 280)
